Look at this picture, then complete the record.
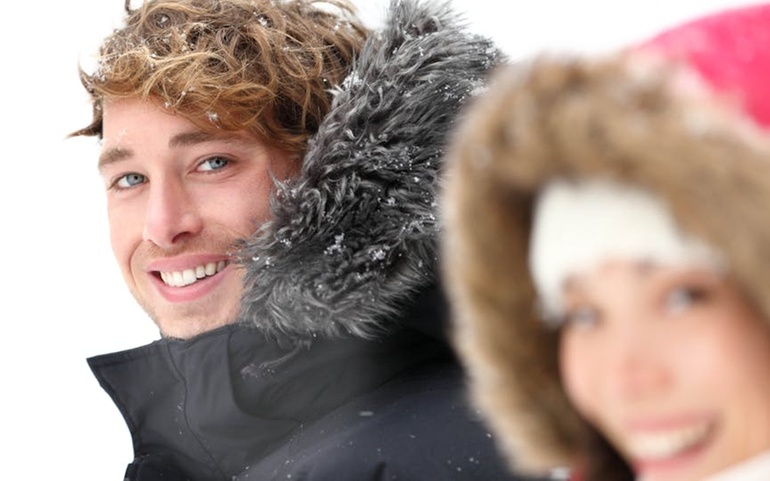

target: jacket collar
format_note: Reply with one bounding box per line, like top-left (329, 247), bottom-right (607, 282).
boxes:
top-left (88, 318), bottom-right (445, 478)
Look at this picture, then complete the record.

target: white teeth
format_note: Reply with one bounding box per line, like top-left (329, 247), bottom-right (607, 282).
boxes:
top-left (160, 261), bottom-right (227, 287)
top-left (205, 262), bottom-right (217, 276)
top-left (182, 270), bottom-right (196, 285)
top-left (626, 422), bottom-right (711, 461)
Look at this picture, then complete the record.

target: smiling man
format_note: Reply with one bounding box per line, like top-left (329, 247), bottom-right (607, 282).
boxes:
top-left (71, 0), bottom-right (537, 480)
top-left (98, 99), bottom-right (297, 338)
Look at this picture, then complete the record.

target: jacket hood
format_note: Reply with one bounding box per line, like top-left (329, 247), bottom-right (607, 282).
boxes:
top-left (236, 0), bottom-right (502, 342)
top-left (440, 52), bottom-right (770, 473)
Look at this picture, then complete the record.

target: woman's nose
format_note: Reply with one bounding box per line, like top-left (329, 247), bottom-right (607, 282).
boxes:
top-left (608, 323), bottom-right (671, 402)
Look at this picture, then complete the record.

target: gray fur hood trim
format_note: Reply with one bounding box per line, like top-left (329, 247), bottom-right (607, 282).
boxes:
top-left (237, 0), bottom-right (502, 341)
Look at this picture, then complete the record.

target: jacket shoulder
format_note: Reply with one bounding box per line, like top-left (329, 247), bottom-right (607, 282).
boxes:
top-left (238, 362), bottom-right (541, 480)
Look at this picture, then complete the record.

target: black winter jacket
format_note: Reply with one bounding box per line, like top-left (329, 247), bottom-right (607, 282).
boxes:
top-left (90, 287), bottom-right (542, 480)
top-left (88, 1), bottom-right (546, 479)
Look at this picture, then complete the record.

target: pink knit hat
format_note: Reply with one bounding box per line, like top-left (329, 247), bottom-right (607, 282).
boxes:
top-left (529, 3), bottom-right (770, 320)
top-left (637, 2), bottom-right (770, 129)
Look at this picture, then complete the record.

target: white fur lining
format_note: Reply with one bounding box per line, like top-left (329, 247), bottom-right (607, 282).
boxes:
top-left (528, 178), bottom-right (724, 321)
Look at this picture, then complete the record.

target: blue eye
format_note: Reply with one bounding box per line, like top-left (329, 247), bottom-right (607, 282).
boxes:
top-left (562, 305), bottom-right (601, 330)
top-left (665, 286), bottom-right (708, 314)
top-left (198, 156), bottom-right (229, 172)
top-left (115, 173), bottom-right (146, 189)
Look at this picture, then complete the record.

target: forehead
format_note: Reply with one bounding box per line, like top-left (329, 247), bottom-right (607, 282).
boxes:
top-left (563, 260), bottom-right (716, 293)
top-left (101, 98), bottom-right (258, 146)
top-left (101, 98), bottom-right (195, 139)
top-left (98, 98), bottom-right (262, 169)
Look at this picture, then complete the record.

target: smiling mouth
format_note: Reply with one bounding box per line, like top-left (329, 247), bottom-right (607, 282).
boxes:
top-left (157, 261), bottom-right (227, 287)
top-left (626, 421), bottom-right (714, 462)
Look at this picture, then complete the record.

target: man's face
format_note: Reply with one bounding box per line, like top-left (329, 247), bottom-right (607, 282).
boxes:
top-left (99, 98), bottom-right (297, 339)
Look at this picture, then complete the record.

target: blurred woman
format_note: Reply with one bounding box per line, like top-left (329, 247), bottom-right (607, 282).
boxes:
top-left (441, 3), bottom-right (770, 481)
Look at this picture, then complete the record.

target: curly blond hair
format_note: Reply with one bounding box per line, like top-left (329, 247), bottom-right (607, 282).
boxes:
top-left (73, 0), bottom-right (368, 157)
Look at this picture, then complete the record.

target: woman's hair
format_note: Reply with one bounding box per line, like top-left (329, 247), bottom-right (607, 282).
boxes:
top-left (73, 0), bottom-right (369, 158)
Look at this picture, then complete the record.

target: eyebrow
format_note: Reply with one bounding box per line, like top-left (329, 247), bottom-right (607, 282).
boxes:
top-left (97, 130), bottom-right (252, 171)
top-left (168, 130), bottom-right (249, 148)
top-left (562, 260), bottom-right (659, 292)
top-left (97, 147), bottom-right (133, 171)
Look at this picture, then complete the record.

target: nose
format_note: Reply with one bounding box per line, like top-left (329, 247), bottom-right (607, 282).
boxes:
top-left (143, 177), bottom-right (203, 248)
top-left (609, 324), bottom-right (671, 401)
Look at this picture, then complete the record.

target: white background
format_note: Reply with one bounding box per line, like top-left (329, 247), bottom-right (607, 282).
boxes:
top-left (2, 0), bottom-right (752, 477)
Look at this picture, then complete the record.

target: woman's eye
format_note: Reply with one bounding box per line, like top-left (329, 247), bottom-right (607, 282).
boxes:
top-left (562, 305), bottom-right (601, 330)
top-left (198, 156), bottom-right (230, 172)
top-left (664, 286), bottom-right (708, 314)
top-left (115, 173), bottom-right (146, 189)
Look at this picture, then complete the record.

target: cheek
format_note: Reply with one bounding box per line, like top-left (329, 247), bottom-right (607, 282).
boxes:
top-left (106, 201), bottom-right (142, 270)
top-left (208, 154), bottom-right (298, 235)
top-left (271, 154), bottom-right (301, 181)
top-left (559, 335), bottom-right (600, 420)
top-left (693, 314), bottom-right (770, 403)
top-left (210, 176), bottom-right (275, 236)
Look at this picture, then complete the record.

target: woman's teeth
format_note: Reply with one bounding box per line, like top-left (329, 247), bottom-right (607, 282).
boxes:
top-left (626, 422), bottom-right (712, 460)
top-left (160, 261), bottom-right (226, 287)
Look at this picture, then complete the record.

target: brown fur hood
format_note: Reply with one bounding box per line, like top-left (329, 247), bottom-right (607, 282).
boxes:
top-left (440, 53), bottom-right (770, 474)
